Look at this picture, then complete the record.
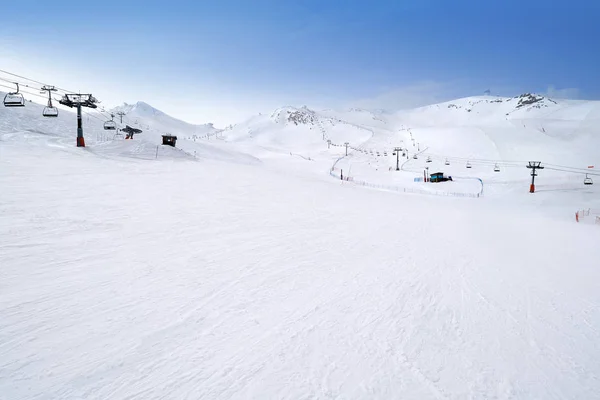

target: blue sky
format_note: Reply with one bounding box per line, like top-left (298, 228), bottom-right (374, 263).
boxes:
top-left (1, 0), bottom-right (599, 126)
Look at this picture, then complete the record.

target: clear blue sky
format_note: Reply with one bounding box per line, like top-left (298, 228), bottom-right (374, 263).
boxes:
top-left (1, 0), bottom-right (599, 126)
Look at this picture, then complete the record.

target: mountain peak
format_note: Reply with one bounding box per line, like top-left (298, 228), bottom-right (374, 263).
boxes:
top-left (270, 106), bottom-right (318, 126)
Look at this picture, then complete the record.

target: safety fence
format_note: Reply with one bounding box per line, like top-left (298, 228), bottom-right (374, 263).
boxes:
top-left (329, 150), bottom-right (481, 198)
top-left (575, 209), bottom-right (600, 225)
top-left (330, 164), bottom-right (480, 198)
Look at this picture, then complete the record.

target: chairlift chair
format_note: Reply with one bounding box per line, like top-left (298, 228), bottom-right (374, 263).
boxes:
top-left (104, 120), bottom-right (117, 130)
top-left (41, 85), bottom-right (58, 117)
top-left (494, 163), bottom-right (500, 172)
top-left (466, 161), bottom-right (472, 169)
top-left (445, 159), bottom-right (450, 165)
top-left (413, 154), bottom-right (418, 159)
top-left (42, 106), bottom-right (59, 117)
top-left (3, 83), bottom-right (25, 107)
top-left (584, 174), bottom-right (593, 185)
top-left (426, 156), bottom-right (432, 163)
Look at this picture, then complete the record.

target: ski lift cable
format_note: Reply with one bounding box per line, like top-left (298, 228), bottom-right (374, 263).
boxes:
top-left (544, 166), bottom-right (600, 177)
top-left (421, 152), bottom-right (528, 165)
top-left (0, 77), bottom-right (79, 107)
top-left (0, 71), bottom-right (105, 111)
top-left (422, 151), bottom-right (595, 173)
top-left (0, 76), bottom-right (66, 98)
top-left (544, 163), bottom-right (598, 172)
top-left (0, 83), bottom-right (48, 100)
top-left (0, 69), bottom-right (127, 124)
top-left (0, 69), bottom-right (78, 95)
top-left (81, 109), bottom-right (106, 122)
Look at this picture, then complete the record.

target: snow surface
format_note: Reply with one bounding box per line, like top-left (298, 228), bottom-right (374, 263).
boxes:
top-left (2, 94), bottom-right (600, 399)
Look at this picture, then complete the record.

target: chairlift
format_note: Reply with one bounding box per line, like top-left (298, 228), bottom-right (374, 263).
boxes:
top-left (494, 163), bottom-right (500, 172)
top-left (413, 154), bottom-right (418, 159)
top-left (42, 105), bottom-right (59, 117)
top-left (426, 156), bottom-right (432, 163)
top-left (104, 120), bottom-right (117, 130)
top-left (445, 159), bottom-right (450, 165)
top-left (3, 83), bottom-right (25, 107)
top-left (104, 112), bottom-right (117, 130)
top-left (40, 85), bottom-right (58, 117)
top-left (584, 174), bottom-right (593, 185)
top-left (466, 161), bottom-right (472, 169)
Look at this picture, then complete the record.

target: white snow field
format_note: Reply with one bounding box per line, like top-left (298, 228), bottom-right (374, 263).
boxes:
top-left (1, 94), bottom-right (600, 399)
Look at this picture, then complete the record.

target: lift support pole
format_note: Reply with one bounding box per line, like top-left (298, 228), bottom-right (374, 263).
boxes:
top-left (59, 94), bottom-right (98, 147)
top-left (76, 103), bottom-right (85, 147)
top-left (394, 147), bottom-right (402, 171)
top-left (526, 161), bottom-right (544, 193)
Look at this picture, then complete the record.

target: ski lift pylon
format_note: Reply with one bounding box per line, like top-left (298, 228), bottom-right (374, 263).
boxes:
top-left (3, 82), bottom-right (25, 107)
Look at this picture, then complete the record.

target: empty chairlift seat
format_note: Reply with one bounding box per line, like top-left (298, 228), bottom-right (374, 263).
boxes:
top-left (42, 106), bottom-right (58, 117)
top-left (3, 83), bottom-right (25, 107)
top-left (41, 85), bottom-right (58, 117)
top-left (104, 120), bottom-right (117, 130)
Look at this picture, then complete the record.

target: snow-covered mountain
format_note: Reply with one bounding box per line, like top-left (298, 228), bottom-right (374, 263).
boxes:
top-left (110, 101), bottom-right (220, 139)
top-left (2, 89), bottom-right (600, 400)
top-left (212, 94), bottom-right (599, 201)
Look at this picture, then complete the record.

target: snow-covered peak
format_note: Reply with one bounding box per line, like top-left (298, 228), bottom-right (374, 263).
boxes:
top-left (108, 101), bottom-right (217, 137)
top-left (270, 106), bottom-right (318, 126)
top-left (111, 101), bottom-right (165, 117)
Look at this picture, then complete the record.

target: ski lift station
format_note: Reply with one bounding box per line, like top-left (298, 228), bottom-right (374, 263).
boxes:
top-left (162, 134), bottom-right (177, 147)
top-left (430, 172), bottom-right (453, 183)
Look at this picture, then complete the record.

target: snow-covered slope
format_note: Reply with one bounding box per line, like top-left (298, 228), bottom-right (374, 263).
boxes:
top-left (313, 94), bottom-right (600, 201)
top-left (2, 90), bottom-right (600, 399)
top-left (220, 105), bottom-right (374, 154)
top-left (110, 101), bottom-right (220, 139)
top-left (0, 93), bottom-right (258, 165)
